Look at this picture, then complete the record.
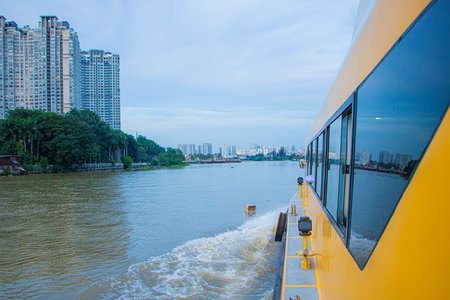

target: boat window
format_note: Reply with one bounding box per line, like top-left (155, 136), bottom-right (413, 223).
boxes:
top-left (307, 143), bottom-right (312, 175)
top-left (337, 107), bottom-right (353, 232)
top-left (316, 132), bottom-right (324, 200)
top-left (349, 0), bottom-right (450, 269)
top-left (312, 138), bottom-right (317, 190)
top-left (325, 116), bottom-right (341, 221)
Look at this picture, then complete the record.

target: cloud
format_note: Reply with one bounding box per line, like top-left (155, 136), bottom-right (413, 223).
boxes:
top-left (2, 0), bottom-right (359, 148)
top-left (122, 0), bottom-right (357, 87)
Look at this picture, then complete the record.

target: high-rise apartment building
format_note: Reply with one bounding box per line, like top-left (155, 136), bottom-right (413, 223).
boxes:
top-left (0, 16), bottom-right (81, 118)
top-left (178, 144), bottom-right (197, 156)
top-left (202, 143), bottom-right (213, 155)
top-left (220, 144), bottom-right (237, 157)
top-left (378, 150), bottom-right (391, 164)
top-left (81, 50), bottom-right (120, 129)
top-left (60, 20), bottom-right (82, 113)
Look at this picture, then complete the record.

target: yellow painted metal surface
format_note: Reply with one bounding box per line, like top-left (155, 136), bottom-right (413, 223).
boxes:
top-left (307, 109), bottom-right (450, 299)
top-left (302, 0), bottom-right (450, 298)
top-left (310, 0), bottom-right (430, 140)
top-left (280, 192), bottom-right (320, 300)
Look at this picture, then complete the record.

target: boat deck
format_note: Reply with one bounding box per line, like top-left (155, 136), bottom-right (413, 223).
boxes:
top-left (280, 189), bottom-right (320, 300)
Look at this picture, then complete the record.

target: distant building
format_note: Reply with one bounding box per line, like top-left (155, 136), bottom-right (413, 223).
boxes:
top-left (0, 16), bottom-right (81, 118)
top-left (0, 16), bottom-right (121, 128)
top-left (394, 153), bottom-right (413, 166)
top-left (378, 150), bottom-right (391, 164)
top-left (178, 144), bottom-right (196, 156)
top-left (357, 150), bottom-right (371, 165)
top-left (202, 143), bottom-right (213, 155)
top-left (250, 143), bottom-right (262, 154)
top-left (237, 149), bottom-right (257, 156)
top-left (262, 146), bottom-right (273, 156)
top-left (220, 145), bottom-right (228, 157)
top-left (219, 144), bottom-right (237, 157)
top-left (230, 145), bottom-right (237, 156)
top-left (81, 50), bottom-right (120, 129)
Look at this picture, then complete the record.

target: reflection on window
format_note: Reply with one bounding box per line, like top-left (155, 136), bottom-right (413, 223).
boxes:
top-left (306, 144), bottom-right (310, 175)
top-left (326, 116), bottom-right (341, 221)
top-left (349, 0), bottom-right (450, 268)
top-left (337, 108), bottom-right (352, 231)
top-left (307, 143), bottom-right (312, 175)
top-left (312, 139), bottom-right (317, 190)
top-left (316, 133), bottom-right (324, 199)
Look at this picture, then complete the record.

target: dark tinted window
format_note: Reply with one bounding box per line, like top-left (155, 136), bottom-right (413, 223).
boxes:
top-left (312, 139), bottom-right (317, 190)
top-left (337, 108), bottom-right (352, 231)
top-left (308, 143), bottom-right (312, 175)
top-left (316, 133), bottom-right (324, 199)
top-left (349, 0), bottom-right (450, 268)
top-left (325, 116), bottom-right (341, 221)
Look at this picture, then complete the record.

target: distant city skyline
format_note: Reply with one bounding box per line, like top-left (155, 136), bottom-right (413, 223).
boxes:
top-left (178, 141), bottom-right (302, 156)
top-left (2, 1), bottom-right (359, 148)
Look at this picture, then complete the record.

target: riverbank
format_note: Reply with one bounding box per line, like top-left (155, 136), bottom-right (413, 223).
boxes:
top-left (0, 162), bottom-right (189, 176)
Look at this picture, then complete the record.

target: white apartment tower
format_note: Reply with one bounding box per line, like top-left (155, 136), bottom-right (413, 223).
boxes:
top-left (40, 16), bottom-right (81, 114)
top-left (81, 50), bottom-right (120, 129)
top-left (0, 16), bottom-right (81, 118)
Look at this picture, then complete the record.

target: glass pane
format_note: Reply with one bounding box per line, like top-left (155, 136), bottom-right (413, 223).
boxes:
top-left (337, 110), bottom-right (351, 230)
top-left (326, 116), bottom-right (342, 221)
top-left (316, 133), bottom-right (324, 199)
top-left (308, 143), bottom-right (312, 175)
top-left (312, 139), bottom-right (317, 190)
top-left (349, 0), bottom-right (450, 268)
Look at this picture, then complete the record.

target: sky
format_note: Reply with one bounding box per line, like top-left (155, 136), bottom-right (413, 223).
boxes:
top-left (2, 0), bottom-right (359, 150)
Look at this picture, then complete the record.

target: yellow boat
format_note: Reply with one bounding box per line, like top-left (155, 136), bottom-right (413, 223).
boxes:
top-left (275, 0), bottom-right (450, 299)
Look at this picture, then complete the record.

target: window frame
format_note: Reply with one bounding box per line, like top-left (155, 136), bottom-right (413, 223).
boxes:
top-left (316, 132), bottom-right (325, 200)
top-left (312, 138), bottom-right (317, 191)
top-left (308, 96), bottom-right (354, 243)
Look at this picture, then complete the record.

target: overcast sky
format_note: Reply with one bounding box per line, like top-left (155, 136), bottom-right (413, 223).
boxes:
top-left (3, 0), bottom-right (359, 150)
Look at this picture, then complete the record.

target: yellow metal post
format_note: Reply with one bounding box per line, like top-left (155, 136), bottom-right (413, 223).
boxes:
top-left (301, 236), bottom-right (311, 270)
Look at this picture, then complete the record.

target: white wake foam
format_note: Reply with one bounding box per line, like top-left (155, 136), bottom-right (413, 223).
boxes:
top-left (80, 209), bottom-right (285, 300)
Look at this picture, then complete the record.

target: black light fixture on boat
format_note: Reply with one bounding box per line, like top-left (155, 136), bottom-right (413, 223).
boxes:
top-left (297, 216), bottom-right (314, 270)
top-left (298, 216), bottom-right (312, 236)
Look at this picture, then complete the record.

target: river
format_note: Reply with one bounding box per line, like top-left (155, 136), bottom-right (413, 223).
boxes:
top-left (0, 161), bottom-right (301, 299)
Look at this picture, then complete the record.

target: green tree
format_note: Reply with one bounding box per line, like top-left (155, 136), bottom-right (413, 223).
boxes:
top-left (121, 155), bottom-right (133, 169)
top-left (158, 148), bottom-right (184, 166)
top-left (136, 135), bottom-right (164, 163)
top-left (0, 108), bottom-right (186, 171)
top-left (39, 157), bottom-right (49, 172)
top-left (52, 114), bottom-right (99, 167)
